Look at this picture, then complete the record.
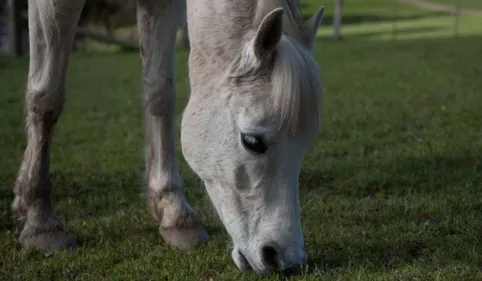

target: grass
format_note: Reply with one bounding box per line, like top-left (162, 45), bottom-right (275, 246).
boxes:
top-left (313, 0), bottom-right (482, 40)
top-left (1, 1), bottom-right (482, 280)
top-left (428, 0), bottom-right (482, 10)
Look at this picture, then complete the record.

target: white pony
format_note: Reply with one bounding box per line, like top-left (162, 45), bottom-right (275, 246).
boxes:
top-left (12, 0), bottom-right (324, 275)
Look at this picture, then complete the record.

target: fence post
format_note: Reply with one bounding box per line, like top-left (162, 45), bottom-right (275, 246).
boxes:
top-left (333, 0), bottom-right (343, 40)
top-left (454, 0), bottom-right (461, 36)
top-left (392, 0), bottom-right (399, 40)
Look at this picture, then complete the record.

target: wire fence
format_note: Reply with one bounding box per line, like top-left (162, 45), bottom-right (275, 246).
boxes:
top-left (387, 0), bottom-right (479, 39)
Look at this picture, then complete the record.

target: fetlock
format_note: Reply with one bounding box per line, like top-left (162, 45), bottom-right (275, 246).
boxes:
top-left (146, 188), bottom-right (210, 250)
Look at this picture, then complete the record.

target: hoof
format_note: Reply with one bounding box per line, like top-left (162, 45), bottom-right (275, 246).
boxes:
top-left (20, 227), bottom-right (75, 255)
top-left (159, 224), bottom-right (210, 251)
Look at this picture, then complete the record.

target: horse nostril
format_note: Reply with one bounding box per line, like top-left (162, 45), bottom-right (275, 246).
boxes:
top-left (261, 243), bottom-right (281, 270)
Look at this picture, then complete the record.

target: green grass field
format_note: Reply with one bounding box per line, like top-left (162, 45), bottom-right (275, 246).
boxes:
top-left (1, 1), bottom-right (482, 280)
top-left (428, 0), bottom-right (482, 10)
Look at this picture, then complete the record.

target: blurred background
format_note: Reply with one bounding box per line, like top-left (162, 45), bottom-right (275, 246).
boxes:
top-left (1, 0), bottom-right (481, 55)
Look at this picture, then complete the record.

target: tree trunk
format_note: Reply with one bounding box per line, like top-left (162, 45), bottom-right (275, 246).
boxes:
top-left (7, 0), bottom-right (23, 56)
top-left (178, 0), bottom-right (189, 48)
top-left (179, 19), bottom-right (189, 48)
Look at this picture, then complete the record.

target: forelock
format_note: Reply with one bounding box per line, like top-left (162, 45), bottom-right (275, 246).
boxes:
top-left (228, 35), bottom-right (322, 138)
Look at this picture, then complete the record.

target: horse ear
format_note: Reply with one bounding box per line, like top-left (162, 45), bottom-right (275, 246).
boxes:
top-left (303, 6), bottom-right (324, 49)
top-left (253, 8), bottom-right (284, 59)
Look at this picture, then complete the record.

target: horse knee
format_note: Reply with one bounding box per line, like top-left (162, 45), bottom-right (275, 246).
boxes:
top-left (26, 86), bottom-right (65, 122)
top-left (143, 78), bottom-right (175, 116)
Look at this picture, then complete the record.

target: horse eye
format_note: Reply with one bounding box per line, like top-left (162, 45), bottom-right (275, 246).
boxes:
top-left (241, 133), bottom-right (267, 154)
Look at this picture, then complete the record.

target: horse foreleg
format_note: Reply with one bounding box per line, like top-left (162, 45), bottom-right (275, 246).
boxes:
top-left (12, 0), bottom-right (85, 253)
top-left (137, 0), bottom-right (209, 250)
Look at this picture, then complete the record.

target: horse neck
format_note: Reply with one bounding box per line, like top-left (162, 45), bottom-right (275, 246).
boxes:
top-left (187, 0), bottom-right (303, 62)
top-left (187, 0), bottom-right (252, 62)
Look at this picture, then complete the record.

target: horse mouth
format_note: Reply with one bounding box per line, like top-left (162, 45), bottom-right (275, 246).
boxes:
top-left (232, 249), bottom-right (252, 272)
top-left (236, 249), bottom-right (304, 276)
top-left (239, 250), bottom-right (252, 270)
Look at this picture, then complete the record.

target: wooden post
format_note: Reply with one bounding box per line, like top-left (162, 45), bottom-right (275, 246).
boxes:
top-left (7, 0), bottom-right (23, 56)
top-left (333, 0), bottom-right (343, 41)
top-left (454, 0), bottom-right (461, 36)
top-left (391, 0), bottom-right (399, 40)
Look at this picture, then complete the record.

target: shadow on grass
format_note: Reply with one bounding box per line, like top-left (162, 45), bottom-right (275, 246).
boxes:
top-left (72, 224), bottom-right (226, 250)
top-left (304, 238), bottom-right (429, 276)
top-left (0, 34), bottom-right (481, 280)
top-left (276, 237), bottom-right (430, 279)
top-left (301, 154), bottom-right (482, 198)
top-left (0, 167), bottom-right (226, 249)
top-left (297, 159), bottom-right (481, 276)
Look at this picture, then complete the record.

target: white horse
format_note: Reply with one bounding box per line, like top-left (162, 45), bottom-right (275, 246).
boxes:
top-left (13, 0), bottom-right (324, 275)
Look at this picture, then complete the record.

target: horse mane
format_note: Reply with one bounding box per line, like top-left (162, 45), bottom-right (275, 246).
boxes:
top-left (271, 35), bottom-right (321, 137)
top-left (231, 0), bottom-right (322, 137)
